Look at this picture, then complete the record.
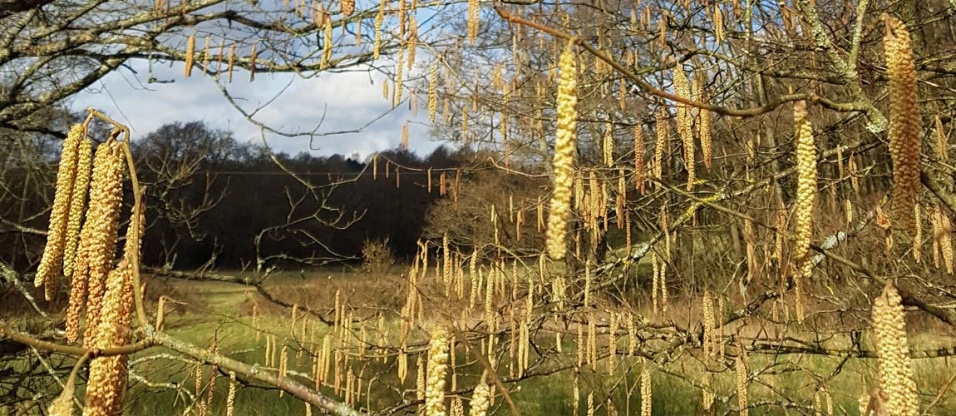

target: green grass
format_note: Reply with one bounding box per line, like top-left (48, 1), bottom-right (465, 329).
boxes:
top-left (9, 268), bottom-right (956, 415)
top-left (125, 271), bottom-right (956, 415)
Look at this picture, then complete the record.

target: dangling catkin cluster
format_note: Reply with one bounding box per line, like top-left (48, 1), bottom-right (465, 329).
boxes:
top-left (736, 354), bottom-right (749, 416)
top-left (374, 0), bottom-right (384, 59)
top-left (64, 137), bottom-right (93, 278)
top-left (35, 124), bottom-right (83, 297)
top-left (429, 63), bottom-right (438, 123)
top-left (66, 141), bottom-right (121, 342)
top-left (713, 5), bottom-right (724, 45)
top-left (469, 381), bottom-right (492, 416)
top-left (546, 40), bottom-right (577, 260)
top-left (84, 183), bottom-right (142, 416)
top-left (871, 284), bottom-right (919, 416)
top-left (80, 142), bottom-right (127, 346)
top-left (882, 14), bottom-right (921, 235)
top-left (672, 66), bottom-right (694, 190)
top-left (184, 33), bottom-right (196, 78)
top-left (425, 327), bottom-right (450, 416)
top-left (696, 75), bottom-right (713, 172)
top-left (634, 127), bottom-right (645, 194)
top-left (654, 108), bottom-right (668, 183)
top-left (467, 0), bottom-right (479, 44)
top-left (792, 101), bottom-right (816, 322)
top-left (83, 265), bottom-right (131, 416)
top-left (323, 17), bottom-right (334, 66)
top-left (701, 374), bottom-right (714, 411)
top-left (702, 291), bottom-right (716, 357)
top-left (603, 122), bottom-right (614, 167)
top-left (340, 0), bottom-right (354, 16)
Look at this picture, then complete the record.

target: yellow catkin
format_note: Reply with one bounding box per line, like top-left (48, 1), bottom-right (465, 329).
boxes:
top-left (83, 266), bottom-right (131, 416)
top-left (355, 13), bottom-right (362, 45)
top-left (660, 260), bottom-right (669, 314)
top-left (398, 0), bottom-right (407, 41)
top-left (608, 313), bottom-right (618, 375)
top-left (226, 371), bottom-right (236, 416)
top-left (640, 367), bottom-right (652, 416)
top-left (323, 17), bottom-right (334, 67)
top-left (882, 14), bottom-right (921, 235)
top-left (227, 43), bottom-right (236, 83)
top-left (673, 66), bottom-right (694, 190)
top-left (340, 0), bottom-right (354, 15)
top-left (396, 48), bottom-right (405, 106)
top-left (416, 353), bottom-right (427, 409)
top-left (932, 205), bottom-right (942, 269)
top-left (79, 142), bottom-right (126, 346)
top-left (429, 63), bottom-right (438, 123)
top-left (545, 41), bottom-right (577, 260)
top-left (942, 210), bottom-right (954, 274)
top-left (469, 380), bottom-right (492, 416)
top-left (702, 291), bottom-right (716, 357)
top-left (573, 375), bottom-right (581, 416)
top-left (634, 127), bottom-right (645, 194)
top-left (201, 35), bottom-right (210, 75)
top-left (697, 81), bottom-right (713, 172)
top-left (184, 33), bottom-right (195, 78)
top-left (792, 101), bottom-right (816, 323)
top-left (914, 205), bottom-right (923, 263)
top-left (654, 109), bottom-right (667, 183)
top-left (215, 38), bottom-right (225, 79)
top-left (872, 284), bottom-right (919, 416)
top-left (35, 124), bottom-right (83, 292)
top-left (374, 0), bottom-right (384, 59)
top-left (249, 41), bottom-right (258, 81)
top-left (467, 0), bottom-right (479, 44)
top-left (935, 115), bottom-right (948, 161)
top-left (398, 350), bottom-right (408, 384)
top-left (407, 15), bottom-right (418, 70)
top-left (426, 327), bottom-right (450, 416)
top-left (702, 373), bottom-right (714, 410)
top-left (714, 5), bottom-right (724, 44)
top-left (603, 122), bottom-right (614, 167)
top-left (651, 252), bottom-right (660, 315)
top-left (736, 354), bottom-right (749, 416)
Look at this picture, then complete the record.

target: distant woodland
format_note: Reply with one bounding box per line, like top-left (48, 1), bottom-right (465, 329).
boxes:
top-left (0, 120), bottom-right (546, 272)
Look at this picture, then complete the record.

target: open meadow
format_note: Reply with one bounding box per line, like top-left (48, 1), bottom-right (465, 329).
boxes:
top-left (111, 267), bottom-right (956, 415)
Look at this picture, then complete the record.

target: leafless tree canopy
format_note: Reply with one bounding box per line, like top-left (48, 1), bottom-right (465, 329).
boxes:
top-left (3, 0), bottom-right (956, 415)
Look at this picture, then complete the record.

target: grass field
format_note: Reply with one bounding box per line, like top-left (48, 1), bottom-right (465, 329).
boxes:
top-left (102, 268), bottom-right (956, 416)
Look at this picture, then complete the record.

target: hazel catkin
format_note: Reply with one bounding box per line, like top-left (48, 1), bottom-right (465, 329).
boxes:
top-left (63, 137), bottom-right (93, 279)
top-left (672, 66), bottom-right (694, 190)
top-left (469, 381), bottom-right (492, 416)
top-left (545, 40), bottom-right (577, 260)
top-left (425, 327), bottom-right (450, 416)
top-left (35, 123), bottom-right (83, 293)
top-left (80, 142), bottom-right (126, 346)
top-left (882, 14), bottom-right (921, 235)
top-left (871, 284), bottom-right (919, 416)
top-left (792, 101), bottom-right (817, 322)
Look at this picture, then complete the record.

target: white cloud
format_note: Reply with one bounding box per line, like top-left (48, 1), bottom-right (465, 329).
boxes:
top-left (73, 59), bottom-right (440, 159)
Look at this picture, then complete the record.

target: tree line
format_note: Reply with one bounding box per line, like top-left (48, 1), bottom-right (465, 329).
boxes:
top-left (0, 120), bottom-right (542, 273)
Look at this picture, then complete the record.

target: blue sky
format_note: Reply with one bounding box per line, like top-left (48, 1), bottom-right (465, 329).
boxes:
top-left (73, 55), bottom-right (439, 159)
